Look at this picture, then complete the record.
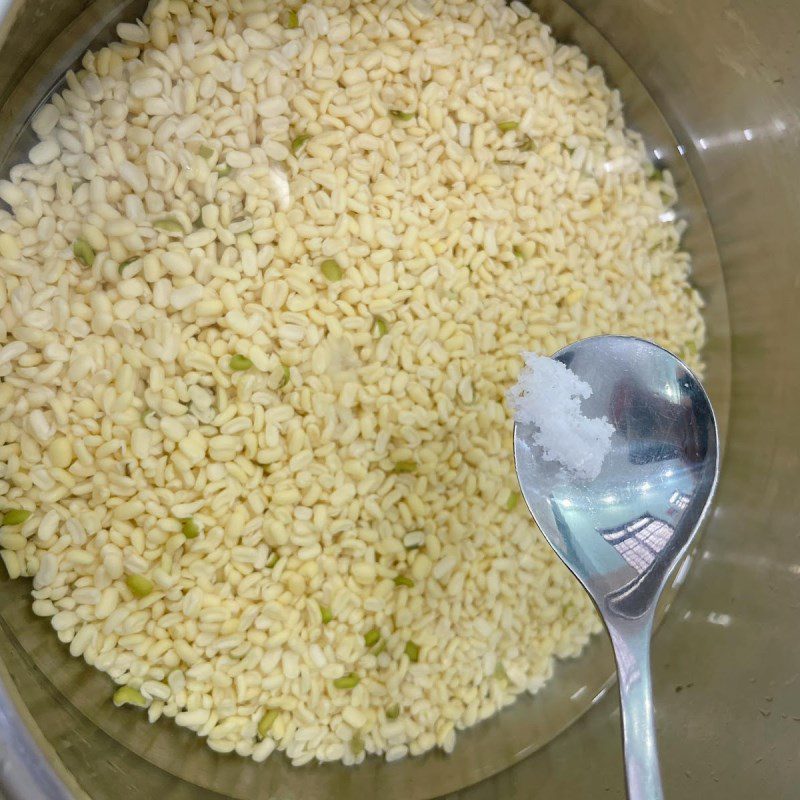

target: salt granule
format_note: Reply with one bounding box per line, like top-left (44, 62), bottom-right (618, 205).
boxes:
top-left (507, 353), bottom-right (614, 480)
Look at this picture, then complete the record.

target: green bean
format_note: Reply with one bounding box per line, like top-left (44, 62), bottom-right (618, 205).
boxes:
top-left (389, 109), bottom-right (415, 121)
top-left (72, 238), bottom-right (95, 267)
top-left (349, 732), bottom-right (365, 755)
top-left (285, 9), bottom-right (299, 28)
top-left (181, 517), bottom-right (199, 539)
top-left (364, 628), bottom-right (381, 647)
top-left (153, 217), bottom-right (184, 233)
top-left (392, 460), bottom-right (416, 474)
top-left (118, 256), bottom-right (140, 275)
top-left (291, 134), bottom-right (311, 154)
top-left (393, 575), bottom-right (414, 588)
top-left (372, 316), bottom-right (388, 338)
top-left (279, 364), bottom-right (291, 388)
top-left (404, 641), bottom-right (420, 663)
top-left (266, 553), bottom-right (279, 569)
top-left (2, 509), bottom-right (30, 526)
top-left (257, 709), bottom-right (279, 739)
top-left (386, 704), bottom-right (400, 720)
top-left (216, 164), bottom-right (233, 177)
top-left (320, 605), bottom-right (333, 624)
top-left (498, 120), bottom-right (519, 132)
top-left (333, 672), bottom-right (360, 690)
top-left (506, 491), bottom-right (520, 511)
top-left (126, 574), bottom-right (153, 598)
top-left (229, 354), bottom-right (253, 371)
top-left (199, 144), bottom-right (215, 160)
top-left (321, 259), bottom-right (343, 282)
top-left (112, 685), bottom-right (147, 708)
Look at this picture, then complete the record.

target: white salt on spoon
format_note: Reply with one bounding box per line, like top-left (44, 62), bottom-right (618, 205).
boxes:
top-left (507, 352), bottom-right (614, 481)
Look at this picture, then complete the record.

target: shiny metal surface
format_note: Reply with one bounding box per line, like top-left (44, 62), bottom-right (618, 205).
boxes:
top-left (514, 335), bottom-right (719, 799)
top-left (0, 0), bottom-right (798, 799)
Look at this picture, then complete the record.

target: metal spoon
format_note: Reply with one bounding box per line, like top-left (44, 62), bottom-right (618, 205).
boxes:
top-left (513, 335), bottom-right (719, 800)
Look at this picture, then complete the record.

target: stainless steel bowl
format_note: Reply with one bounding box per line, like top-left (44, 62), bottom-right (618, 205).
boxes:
top-left (1, 1), bottom-right (797, 798)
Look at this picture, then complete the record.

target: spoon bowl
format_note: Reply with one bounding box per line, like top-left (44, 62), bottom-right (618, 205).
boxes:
top-left (513, 335), bottom-right (719, 800)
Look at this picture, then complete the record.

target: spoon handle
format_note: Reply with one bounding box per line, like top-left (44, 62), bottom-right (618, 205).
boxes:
top-left (609, 621), bottom-right (665, 800)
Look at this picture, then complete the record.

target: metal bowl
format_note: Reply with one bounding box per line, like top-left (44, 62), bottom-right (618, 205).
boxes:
top-left (0, 1), bottom-right (797, 799)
